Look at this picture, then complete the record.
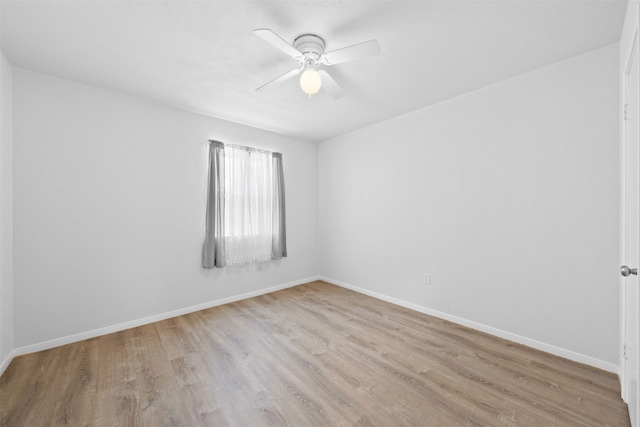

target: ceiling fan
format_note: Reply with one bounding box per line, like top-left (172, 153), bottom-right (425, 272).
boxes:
top-left (254, 29), bottom-right (381, 99)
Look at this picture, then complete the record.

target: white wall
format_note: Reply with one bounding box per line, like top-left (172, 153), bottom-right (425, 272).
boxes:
top-left (319, 45), bottom-right (620, 366)
top-left (5, 41), bottom-right (622, 372)
top-left (12, 69), bottom-right (318, 348)
top-left (0, 51), bottom-right (14, 367)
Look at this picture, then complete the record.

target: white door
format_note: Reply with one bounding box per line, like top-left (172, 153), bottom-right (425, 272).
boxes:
top-left (623, 30), bottom-right (640, 427)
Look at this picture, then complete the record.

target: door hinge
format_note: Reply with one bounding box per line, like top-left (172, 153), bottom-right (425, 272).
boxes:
top-left (624, 343), bottom-right (628, 360)
top-left (624, 103), bottom-right (631, 121)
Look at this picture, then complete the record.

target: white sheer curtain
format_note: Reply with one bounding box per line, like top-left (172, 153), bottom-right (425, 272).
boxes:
top-left (224, 146), bottom-right (274, 266)
top-left (202, 141), bottom-right (286, 268)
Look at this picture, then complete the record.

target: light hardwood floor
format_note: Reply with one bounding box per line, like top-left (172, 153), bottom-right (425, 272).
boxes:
top-left (0, 281), bottom-right (630, 426)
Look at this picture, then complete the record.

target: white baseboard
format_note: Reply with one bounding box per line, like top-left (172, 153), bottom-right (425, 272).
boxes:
top-left (0, 349), bottom-right (17, 376)
top-left (5, 275), bottom-right (320, 370)
top-left (3, 274), bottom-right (618, 377)
top-left (320, 276), bottom-right (619, 374)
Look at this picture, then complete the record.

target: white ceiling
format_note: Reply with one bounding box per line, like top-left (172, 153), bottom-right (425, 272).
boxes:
top-left (0, 0), bottom-right (627, 142)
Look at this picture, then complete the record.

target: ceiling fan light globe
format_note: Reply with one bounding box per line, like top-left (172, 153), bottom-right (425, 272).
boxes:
top-left (300, 68), bottom-right (322, 96)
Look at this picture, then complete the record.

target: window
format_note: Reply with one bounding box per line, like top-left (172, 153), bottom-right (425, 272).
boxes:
top-left (202, 141), bottom-right (286, 268)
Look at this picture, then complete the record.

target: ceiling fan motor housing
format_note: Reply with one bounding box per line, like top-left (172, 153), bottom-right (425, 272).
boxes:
top-left (294, 34), bottom-right (325, 67)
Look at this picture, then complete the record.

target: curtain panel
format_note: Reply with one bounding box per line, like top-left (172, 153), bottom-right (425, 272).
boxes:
top-left (202, 140), bottom-right (226, 268)
top-left (202, 140), bottom-right (287, 269)
top-left (271, 153), bottom-right (287, 260)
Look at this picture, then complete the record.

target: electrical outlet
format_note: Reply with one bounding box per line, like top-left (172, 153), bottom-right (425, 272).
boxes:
top-left (424, 273), bottom-right (431, 285)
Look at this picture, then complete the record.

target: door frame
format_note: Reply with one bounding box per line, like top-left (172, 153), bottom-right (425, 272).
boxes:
top-left (622, 21), bottom-right (639, 414)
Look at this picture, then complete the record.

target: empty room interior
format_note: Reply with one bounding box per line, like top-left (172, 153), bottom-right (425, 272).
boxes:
top-left (1, 0), bottom-right (640, 425)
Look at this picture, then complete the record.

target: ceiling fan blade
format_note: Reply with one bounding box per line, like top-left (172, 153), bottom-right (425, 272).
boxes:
top-left (322, 39), bottom-right (381, 65)
top-left (256, 68), bottom-right (301, 92)
top-left (254, 29), bottom-right (302, 59)
top-left (318, 70), bottom-right (345, 99)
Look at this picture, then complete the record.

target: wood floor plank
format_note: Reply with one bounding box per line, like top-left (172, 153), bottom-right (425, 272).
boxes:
top-left (0, 281), bottom-right (630, 426)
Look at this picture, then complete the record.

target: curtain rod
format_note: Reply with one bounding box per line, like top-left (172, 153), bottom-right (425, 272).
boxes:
top-left (208, 140), bottom-right (281, 157)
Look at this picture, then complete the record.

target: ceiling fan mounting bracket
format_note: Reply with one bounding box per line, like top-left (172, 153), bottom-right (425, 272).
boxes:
top-left (294, 34), bottom-right (326, 63)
